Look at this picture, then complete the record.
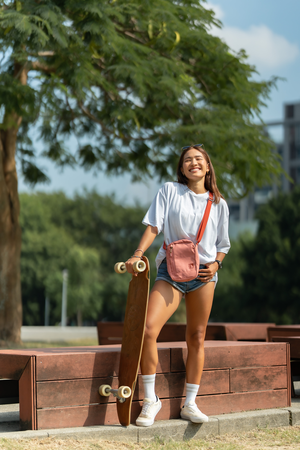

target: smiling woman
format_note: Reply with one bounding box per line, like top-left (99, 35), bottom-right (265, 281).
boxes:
top-left (177, 145), bottom-right (223, 204)
top-left (125, 144), bottom-right (230, 427)
top-left (181, 149), bottom-right (209, 187)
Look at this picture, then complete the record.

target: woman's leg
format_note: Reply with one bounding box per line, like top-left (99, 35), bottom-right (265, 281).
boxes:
top-left (180, 282), bottom-right (215, 424)
top-left (185, 282), bottom-right (215, 384)
top-left (140, 280), bottom-right (183, 375)
top-left (136, 280), bottom-right (182, 427)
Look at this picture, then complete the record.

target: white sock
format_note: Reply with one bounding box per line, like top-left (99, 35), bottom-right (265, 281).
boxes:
top-left (184, 383), bottom-right (199, 406)
top-left (142, 374), bottom-right (157, 402)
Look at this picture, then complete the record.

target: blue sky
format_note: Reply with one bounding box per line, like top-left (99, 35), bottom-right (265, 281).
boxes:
top-left (208, 0), bottom-right (300, 121)
top-left (19, 0), bottom-right (300, 204)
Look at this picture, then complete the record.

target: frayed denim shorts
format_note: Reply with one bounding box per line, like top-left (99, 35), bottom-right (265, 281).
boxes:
top-left (155, 258), bottom-right (217, 295)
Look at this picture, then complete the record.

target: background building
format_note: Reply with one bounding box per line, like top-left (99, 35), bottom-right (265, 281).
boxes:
top-left (228, 101), bottom-right (300, 238)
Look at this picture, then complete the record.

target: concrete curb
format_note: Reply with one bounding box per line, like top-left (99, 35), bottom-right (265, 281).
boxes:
top-left (0, 403), bottom-right (299, 442)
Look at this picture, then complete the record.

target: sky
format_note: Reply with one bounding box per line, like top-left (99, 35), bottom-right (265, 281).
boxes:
top-left (18, 0), bottom-right (300, 205)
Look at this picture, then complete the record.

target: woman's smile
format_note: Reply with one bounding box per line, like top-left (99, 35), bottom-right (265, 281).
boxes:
top-left (182, 149), bottom-right (209, 180)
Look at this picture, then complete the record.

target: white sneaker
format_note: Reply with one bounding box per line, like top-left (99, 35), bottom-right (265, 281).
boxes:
top-left (180, 401), bottom-right (209, 423)
top-left (136, 397), bottom-right (162, 427)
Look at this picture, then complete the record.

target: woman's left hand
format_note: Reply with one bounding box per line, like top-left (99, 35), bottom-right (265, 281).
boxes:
top-left (198, 262), bottom-right (218, 282)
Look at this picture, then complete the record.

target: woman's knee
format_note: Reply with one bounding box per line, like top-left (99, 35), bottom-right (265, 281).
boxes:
top-left (186, 327), bottom-right (206, 350)
top-left (144, 321), bottom-right (161, 342)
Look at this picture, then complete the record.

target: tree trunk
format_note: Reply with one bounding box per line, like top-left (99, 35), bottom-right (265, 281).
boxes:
top-left (0, 63), bottom-right (26, 343)
top-left (77, 309), bottom-right (83, 327)
top-left (0, 128), bottom-right (22, 343)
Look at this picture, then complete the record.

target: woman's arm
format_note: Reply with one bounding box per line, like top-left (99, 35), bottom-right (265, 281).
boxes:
top-left (125, 225), bottom-right (158, 275)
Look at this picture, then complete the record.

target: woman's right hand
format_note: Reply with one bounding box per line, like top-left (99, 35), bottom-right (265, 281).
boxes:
top-left (124, 226), bottom-right (157, 276)
top-left (125, 257), bottom-right (141, 276)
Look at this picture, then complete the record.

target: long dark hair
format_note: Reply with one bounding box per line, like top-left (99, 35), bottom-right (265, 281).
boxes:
top-left (176, 145), bottom-right (223, 204)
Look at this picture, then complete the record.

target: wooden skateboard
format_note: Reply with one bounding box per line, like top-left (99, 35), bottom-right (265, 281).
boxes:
top-left (99, 255), bottom-right (150, 426)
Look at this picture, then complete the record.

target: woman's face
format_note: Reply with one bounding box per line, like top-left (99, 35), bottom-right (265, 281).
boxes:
top-left (181, 148), bottom-right (209, 182)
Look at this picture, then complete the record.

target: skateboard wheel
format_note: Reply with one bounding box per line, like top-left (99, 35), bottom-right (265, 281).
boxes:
top-left (114, 262), bottom-right (127, 274)
top-left (118, 386), bottom-right (131, 399)
top-left (99, 384), bottom-right (111, 396)
top-left (132, 260), bottom-right (146, 273)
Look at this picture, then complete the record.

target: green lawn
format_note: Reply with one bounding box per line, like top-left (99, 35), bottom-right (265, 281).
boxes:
top-left (1, 426), bottom-right (300, 450)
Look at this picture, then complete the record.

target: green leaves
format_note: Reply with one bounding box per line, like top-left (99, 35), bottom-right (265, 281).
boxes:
top-left (20, 191), bottom-right (103, 325)
top-left (0, 4), bottom-right (67, 48)
top-left (0, 72), bottom-right (36, 118)
top-left (238, 186), bottom-right (300, 324)
top-left (21, 160), bottom-right (50, 185)
top-left (0, 0), bottom-right (283, 198)
top-left (19, 190), bottom-right (158, 325)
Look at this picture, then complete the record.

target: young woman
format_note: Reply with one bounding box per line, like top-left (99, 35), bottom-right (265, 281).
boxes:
top-left (125, 144), bottom-right (230, 427)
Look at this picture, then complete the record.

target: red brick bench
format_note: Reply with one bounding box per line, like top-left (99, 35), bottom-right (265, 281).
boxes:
top-left (267, 325), bottom-right (300, 342)
top-left (268, 326), bottom-right (300, 398)
top-left (97, 322), bottom-right (227, 344)
top-left (219, 323), bottom-right (275, 341)
top-left (97, 322), bottom-right (274, 345)
top-left (0, 341), bottom-right (291, 430)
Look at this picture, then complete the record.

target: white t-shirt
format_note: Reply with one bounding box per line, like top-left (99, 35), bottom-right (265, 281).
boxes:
top-left (142, 182), bottom-right (231, 271)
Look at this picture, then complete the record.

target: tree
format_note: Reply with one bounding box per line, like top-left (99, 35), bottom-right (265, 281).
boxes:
top-left (20, 190), bottom-right (158, 325)
top-left (20, 191), bottom-right (103, 326)
top-left (210, 232), bottom-right (253, 322)
top-left (45, 245), bottom-right (102, 326)
top-left (20, 196), bottom-right (74, 325)
top-left (0, 0), bottom-right (282, 341)
top-left (239, 186), bottom-right (300, 324)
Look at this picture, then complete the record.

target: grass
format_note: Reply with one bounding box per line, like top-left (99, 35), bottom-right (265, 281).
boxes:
top-left (1, 426), bottom-right (300, 450)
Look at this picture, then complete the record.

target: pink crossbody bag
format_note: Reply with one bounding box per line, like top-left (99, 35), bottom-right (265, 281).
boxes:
top-left (163, 192), bottom-right (213, 282)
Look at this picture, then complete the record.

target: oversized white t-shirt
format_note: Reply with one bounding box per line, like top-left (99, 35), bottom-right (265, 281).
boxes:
top-left (142, 182), bottom-right (230, 271)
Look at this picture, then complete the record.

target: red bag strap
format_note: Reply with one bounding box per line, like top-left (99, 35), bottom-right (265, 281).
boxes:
top-left (163, 192), bottom-right (213, 249)
top-left (196, 191), bottom-right (213, 244)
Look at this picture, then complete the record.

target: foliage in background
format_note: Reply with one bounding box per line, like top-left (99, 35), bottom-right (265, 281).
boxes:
top-left (0, 0), bottom-right (282, 195)
top-left (20, 190), bottom-right (159, 325)
top-left (238, 186), bottom-right (300, 324)
top-left (213, 186), bottom-right (300, 325)
top-left (21, 187), bottom-right (300, 326)
top-left (0, 0), bottom-right (283, 341)
top-left (20, 192), bottom-right (102, 325)
top-left (211, 232), bottom-right (253, 322)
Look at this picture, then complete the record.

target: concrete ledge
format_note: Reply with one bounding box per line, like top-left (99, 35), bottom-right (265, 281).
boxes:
top-left (212, 409), bottom-right (290, 435)
top-left (138, 418), bottom-right (219, 442)
top-left (282, 400), bottom-right (300, 426)
top-left (0, 430), bottom-right (49, 439)
top-left (287, 408), bottom-right (300, 426)
top-left (48, 425), bottom-right (138, 442)
top-left (0, 402), bottom-right (299, 442)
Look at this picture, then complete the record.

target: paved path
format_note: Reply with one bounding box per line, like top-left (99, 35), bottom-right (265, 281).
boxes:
top-left (21, 326), bottom-right (98, 342)
top-left (0, 400), bottom-right (300, 442)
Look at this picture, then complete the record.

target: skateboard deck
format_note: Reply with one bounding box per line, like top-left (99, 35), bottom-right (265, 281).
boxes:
top-left (116, 256), bottom-right (150, 426)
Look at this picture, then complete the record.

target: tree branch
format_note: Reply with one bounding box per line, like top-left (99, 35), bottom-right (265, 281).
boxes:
top-left (29, 60), bottom-right (56, 73)
top-left (115, 26), bottom-right (146, 45)
top-left (78, 102), bottom-right (148, 143)
top-left (78, 102), bottom-right (115, 136)
top-left (198, 75), bottom-right (211, 95)
top-left (37, 51), bottom-right (55, 56)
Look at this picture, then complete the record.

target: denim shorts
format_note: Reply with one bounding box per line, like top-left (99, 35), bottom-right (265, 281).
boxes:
top-left (155, 258), bottom-right (217, 294)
